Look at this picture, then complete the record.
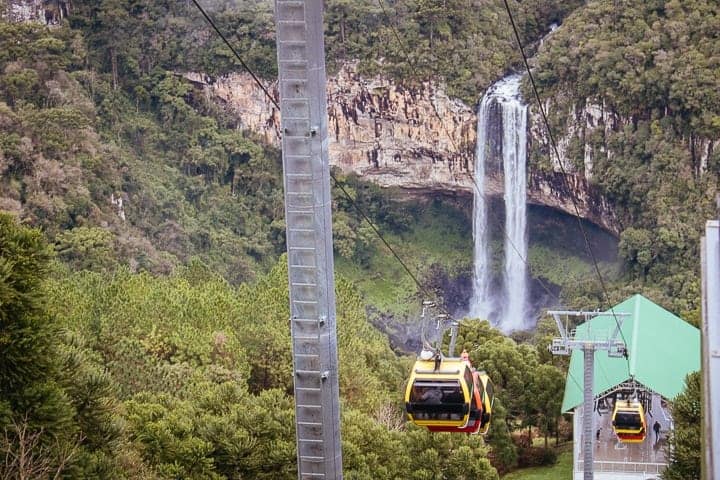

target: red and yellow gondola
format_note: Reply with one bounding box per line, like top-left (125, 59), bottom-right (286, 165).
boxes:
top-left (611, 399), bottom-right (646, 443)
top-left (404, 350), bottom-right (493, 434)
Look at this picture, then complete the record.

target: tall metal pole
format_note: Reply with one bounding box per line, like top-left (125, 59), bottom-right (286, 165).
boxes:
top-left (583, 345), bottom-right (595, 480)
top-left (702, 217), bottom-right (720, 480)
top-left (549, 311), bottom-right (628, 480)
top-left (275, 2), bottom-right (343, 478)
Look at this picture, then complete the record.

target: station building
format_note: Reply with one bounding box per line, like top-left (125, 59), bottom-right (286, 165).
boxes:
top-left (562, 295), bottom-right (700, 480)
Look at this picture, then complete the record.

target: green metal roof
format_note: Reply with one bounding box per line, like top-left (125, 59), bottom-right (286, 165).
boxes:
top-left (561, 294), bottom-right (700, 412)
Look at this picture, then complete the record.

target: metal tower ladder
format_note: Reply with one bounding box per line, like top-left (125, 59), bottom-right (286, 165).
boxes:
top-left (274, 1), bottom-right (343, 479)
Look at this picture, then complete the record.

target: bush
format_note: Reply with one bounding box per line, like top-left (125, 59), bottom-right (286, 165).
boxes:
top-left (516, 446), bottom-right (558, 468)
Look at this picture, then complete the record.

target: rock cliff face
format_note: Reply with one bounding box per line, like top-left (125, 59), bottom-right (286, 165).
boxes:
top-left (1, 0), bottom-right (70, 24)
top-left (532, 97), bottom-right (720, 181)
top-left (185, 64), bottom-right (621, 234)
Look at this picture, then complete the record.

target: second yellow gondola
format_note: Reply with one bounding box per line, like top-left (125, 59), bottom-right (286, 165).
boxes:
top-left (611, 399), bottom-right (647, 443)
top-left (475, 370), bottom-right (494, 435)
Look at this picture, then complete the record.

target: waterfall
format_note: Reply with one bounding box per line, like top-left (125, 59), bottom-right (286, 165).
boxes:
top-left (500, 80), bottom-right (528, 332)
top-left (469, 92), bottom-right (494, 320)
top-left (470, 75), bottom-right (528, 332)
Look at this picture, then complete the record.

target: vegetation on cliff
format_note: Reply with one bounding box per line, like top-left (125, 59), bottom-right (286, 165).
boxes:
top-left (324, 0), bottom-right (583, 102)
top-left (533, 0), bottom-right (720, 319)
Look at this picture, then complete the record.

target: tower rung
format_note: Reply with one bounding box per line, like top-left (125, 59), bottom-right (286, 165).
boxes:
top-left (293, 318), bottom-right (319, 323)
top-left (293, 300), bottom-right (318, 305)
top-left (295, 371), bottom-right (322, 376)
top-left (279, 39), bottom-right (307, 45)
top-left (299, 456), bottom-right (325, 462)
top-left (288, 246), bottom-right (316, 251)
top-left (278, 19), bottom-right (306, 26)
top-left (290, 265), bottom-right (317, 269)
top-left (299, 438), bottom-right (323, 443)
top-left (290, 282), bottom-right (318, 287)
top-left (298, 421), bottom-right (322, 426)
top-left (296, 387), bottom-right (321, 392)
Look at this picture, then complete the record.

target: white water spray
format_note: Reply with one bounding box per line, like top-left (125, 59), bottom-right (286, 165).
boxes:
top-left (469, 91), bottom-right (494, 320)
top-left (470, 75), bottom-right (528, 332)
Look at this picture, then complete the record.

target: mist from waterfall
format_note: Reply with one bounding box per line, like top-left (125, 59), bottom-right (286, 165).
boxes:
top-left (470, 75), bottom-right (528, 333)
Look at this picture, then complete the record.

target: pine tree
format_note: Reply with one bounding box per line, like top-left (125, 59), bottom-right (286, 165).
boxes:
top-left (663, 371), bottom-right (701, 480)
top-left (0, 212), bottom-right (77, 476)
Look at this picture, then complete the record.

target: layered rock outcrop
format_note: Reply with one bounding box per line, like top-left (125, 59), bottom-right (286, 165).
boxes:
top-left (1, 0), bottom-right (70, 25)
top-left (185, 64), bottom-right (621, 234)
top-left (532, 97), bottom-right (720, 180)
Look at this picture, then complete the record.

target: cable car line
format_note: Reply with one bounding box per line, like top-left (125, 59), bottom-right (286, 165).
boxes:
top-left (189, 2), bottom-right (612, 408)
top-left (189, 0), bottom-right (279, 110)
top-left (188, 0), bottom-right (579, 439)
top-left (501, 0), bottom-right (631, 376)
top-left (330, 174), bottom-right (439, 303)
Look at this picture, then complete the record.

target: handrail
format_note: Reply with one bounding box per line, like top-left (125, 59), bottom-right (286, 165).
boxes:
top-left (577, 460), bottom-right (668, 474)
top-left (415, 369), bottom-right (461, 374)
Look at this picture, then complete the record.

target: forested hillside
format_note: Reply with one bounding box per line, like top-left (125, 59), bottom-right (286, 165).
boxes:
top-left (533, 0), bottom-right (720, 319)
top-left (0, 0), bottom-right (714, 478)
top-left (2, 212), bottom-right (575, 478)
top-left (0, 3), bottom-right (573, 477)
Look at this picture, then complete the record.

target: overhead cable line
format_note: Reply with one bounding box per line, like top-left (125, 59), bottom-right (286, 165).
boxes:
top-left (375, 0), bottom-right (561, 305)
top-left (501, 0), bottom-right (631, 369)
top-left (189, 0), bottom-right (452, 319)
top-left (190, 0), bottom-right (586, 423)
top-left (191, 0), bottom-right (560, 334)
top-left (190, 0), bottom-right (279, 110)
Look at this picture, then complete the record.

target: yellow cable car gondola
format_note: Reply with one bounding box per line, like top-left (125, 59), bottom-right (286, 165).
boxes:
top-left (404, 302), bottom-right (494, 434)
top-left (611, 399), bottom-right (647, 443)
top-left (475, 370), bottom-right (494, 435)
top-left (405, 354), bottom-right (472, 429)
top-left (405, 350), bottom-right (493, 434)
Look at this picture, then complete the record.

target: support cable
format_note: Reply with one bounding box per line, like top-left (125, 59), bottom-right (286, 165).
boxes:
top-left (501, 0), bottom-right (631, 371)
top-left (190, 0), bottom-right (565, 345)
top-left (189, 0), bottom-right (454, 322)
top-left (190, 0), bottom-right (279, 110)
top-left (375, 0), bottom-right (560, 304)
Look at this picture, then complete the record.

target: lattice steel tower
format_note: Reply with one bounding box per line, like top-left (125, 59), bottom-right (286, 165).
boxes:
top-left (274, 1), bottom-right (343, 478)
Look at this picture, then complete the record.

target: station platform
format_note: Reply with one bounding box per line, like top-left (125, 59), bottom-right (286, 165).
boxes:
top-left (573, 394), bottom-right (670, 480)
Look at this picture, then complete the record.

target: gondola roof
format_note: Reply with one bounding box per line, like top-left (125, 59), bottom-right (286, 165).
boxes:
top-left (561, 294), bottom-right (700, 412)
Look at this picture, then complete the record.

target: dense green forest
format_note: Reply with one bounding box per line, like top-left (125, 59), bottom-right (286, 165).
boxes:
top-left (533, 0), bottom-right (720, 319)
top-left (0, 0), bottom-right (713, 478)
top-left (2, 212), bottom-right (574, 478)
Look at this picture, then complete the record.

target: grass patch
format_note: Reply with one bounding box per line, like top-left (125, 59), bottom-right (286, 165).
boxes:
top-left (335, 200), bottom-right (473, 316)
top-left (335, 197), bottom-right (620, 318)
top-left (502, 450), bottom-right (573, 480)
